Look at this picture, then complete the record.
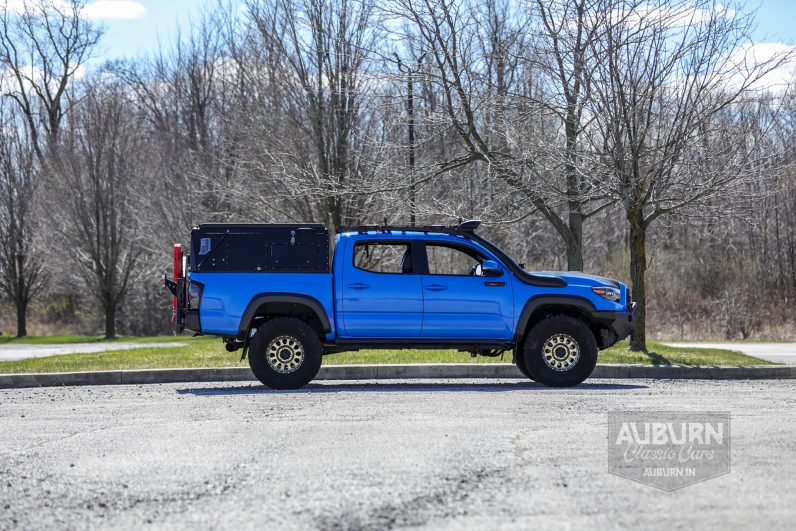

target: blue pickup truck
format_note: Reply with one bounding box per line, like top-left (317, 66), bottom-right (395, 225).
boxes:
top-left (166, 221), bottom-right (635, 389)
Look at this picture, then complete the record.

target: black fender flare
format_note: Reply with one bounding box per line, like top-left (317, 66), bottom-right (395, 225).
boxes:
top-left (237, 293), bottom-right (332, 339)
top-left (514, 295), bottom-right (597, 343)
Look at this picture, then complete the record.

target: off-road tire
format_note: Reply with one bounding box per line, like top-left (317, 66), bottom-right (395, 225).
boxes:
top-left (514, 350), bottom-right (535, 381)
top-left (522, 315), bottom-right (597, 387)
top-left (248, 317), bottom-right (323, 389)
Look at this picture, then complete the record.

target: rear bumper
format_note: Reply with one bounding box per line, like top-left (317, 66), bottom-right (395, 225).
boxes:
top-left (591, 302), bottom-right (637, 340)
top-left (184, 309), bottom-right (202, 334)
top-left (164, 273), bottom-right (202, 334)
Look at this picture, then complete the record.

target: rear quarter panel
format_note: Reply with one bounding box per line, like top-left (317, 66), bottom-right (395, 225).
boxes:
top-left (190, 272), bottom-right (335, 340)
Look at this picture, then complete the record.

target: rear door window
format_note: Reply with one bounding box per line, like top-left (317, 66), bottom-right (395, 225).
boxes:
top-left (354, 242), bottom-right (413, 274)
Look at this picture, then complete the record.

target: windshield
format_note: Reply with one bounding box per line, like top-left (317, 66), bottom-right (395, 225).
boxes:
top-left (471, 234), bottom-right (523, 270)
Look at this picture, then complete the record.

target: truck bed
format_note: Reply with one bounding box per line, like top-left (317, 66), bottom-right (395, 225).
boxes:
top-left (191, 272), bottom-right (335, 339)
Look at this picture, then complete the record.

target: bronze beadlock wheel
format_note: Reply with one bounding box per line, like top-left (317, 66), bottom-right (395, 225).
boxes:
top-left (541, 333), bottom-right (581, 372)
top-left (266, 335), bottom-right (306, 374)
top-left (522, 315), bottom-right (597, 387)
top-left (248, 317), bottom-right (322, 389)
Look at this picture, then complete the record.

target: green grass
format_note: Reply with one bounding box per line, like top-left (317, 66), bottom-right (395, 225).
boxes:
top-left (598, 341), bottom-right (775, 366)
top-left (327, 340), bottom-right (774, 366)
top-left (662, 339), bottom-right (795, 344)
top-left (0, 336), bottom-right (773, 374)
top-left (0, 334), bottom-right (186, 345)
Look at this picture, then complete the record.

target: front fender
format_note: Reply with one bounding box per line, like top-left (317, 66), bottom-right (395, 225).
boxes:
top-left (514, 295), bottom-right (597, 342)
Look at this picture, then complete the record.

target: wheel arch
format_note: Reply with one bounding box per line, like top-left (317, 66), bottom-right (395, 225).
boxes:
top-left (515, 295), bottom-right (598, 345)
top-left (237, 293), bottom-right (332, 340)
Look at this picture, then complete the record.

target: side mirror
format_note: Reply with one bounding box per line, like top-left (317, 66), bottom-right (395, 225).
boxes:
top-left (481, 259), bottom-right (503, 277)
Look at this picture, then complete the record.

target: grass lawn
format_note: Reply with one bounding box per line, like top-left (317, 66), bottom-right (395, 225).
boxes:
top-left (0, 336), bottom-right (773, 374)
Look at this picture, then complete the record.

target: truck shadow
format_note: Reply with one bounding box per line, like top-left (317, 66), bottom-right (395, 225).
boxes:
top-left (177, 381), bottom-right (648, 395)
top-left (644, 351), bottom-right (672, 365)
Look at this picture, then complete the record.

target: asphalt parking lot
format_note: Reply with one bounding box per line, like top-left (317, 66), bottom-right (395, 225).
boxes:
top-left (1, 378), bottom-right (795, 530)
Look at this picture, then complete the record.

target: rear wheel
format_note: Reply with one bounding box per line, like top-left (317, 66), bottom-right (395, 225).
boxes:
top-left (248, 318), bottom-right (322, 389)
top-left (514, 349), bottom-right (535, 381)
top-left (522, 315), bottom-right (597, 387)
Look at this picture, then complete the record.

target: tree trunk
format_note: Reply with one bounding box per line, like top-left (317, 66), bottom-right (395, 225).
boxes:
top-left (15, 250), bottom-right (28, 337)
top-left (628, 214), bottom-right (647, 352)
top-left (104, 302), bottom-right (117, 339)
top-left (565, 212), bottom-right (584, 271)
top-left (16, 300), bottom-right (28, 338)
top-left (564, 107), bottom-right (584, 272)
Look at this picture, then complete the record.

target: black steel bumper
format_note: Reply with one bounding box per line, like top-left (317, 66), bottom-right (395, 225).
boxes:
top-left (591, 302), bottom-right (637, 340)
top-left (164, 273), bottom-right (201, 334)
top-left (182, 309), bottom-right (200, 334)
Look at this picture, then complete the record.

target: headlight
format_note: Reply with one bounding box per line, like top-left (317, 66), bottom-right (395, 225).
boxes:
top-left (592, 286), bottom-right (620, 301)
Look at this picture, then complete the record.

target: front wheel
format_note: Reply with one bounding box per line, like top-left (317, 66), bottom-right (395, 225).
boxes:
top-left (248, 318), bottom-right (323, 389)
top-left (522, 315), bottom-right (597, 387)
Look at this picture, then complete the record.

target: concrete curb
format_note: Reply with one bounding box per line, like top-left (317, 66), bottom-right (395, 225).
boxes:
top-left (0, 363), bottom-right (793, 389)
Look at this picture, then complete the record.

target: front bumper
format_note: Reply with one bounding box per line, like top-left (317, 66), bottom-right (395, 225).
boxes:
top-left (591, 302), bottom-right (637, 340)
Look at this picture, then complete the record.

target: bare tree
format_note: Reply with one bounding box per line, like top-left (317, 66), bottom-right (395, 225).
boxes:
top-left (0, 0), bottom-right (101, 159)
top-left (524, 0), bottom-right (617, 270)
top-left (587, 0), bottom-right (793, 350)
top-left (0, 0), bottom-right (100, 336)
top-left (0, 0), bottom-right (792, 341)
top-left (245, 0), bottom-right (388, 227)
top-left (47, 77), bottom-right (146, 338)
top-left (122, 11), bottom-right (242, 228)
top-left (390, 0), bottom-right (610, 270)
top-left (0, 101), bottom-right (44, 336)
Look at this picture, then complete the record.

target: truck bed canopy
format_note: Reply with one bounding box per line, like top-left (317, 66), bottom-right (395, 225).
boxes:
top-left (190, 224), bottom-right (330, 273)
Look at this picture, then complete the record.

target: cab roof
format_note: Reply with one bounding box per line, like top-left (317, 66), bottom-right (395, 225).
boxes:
top-left (336, 220), bottom-right (481, 238)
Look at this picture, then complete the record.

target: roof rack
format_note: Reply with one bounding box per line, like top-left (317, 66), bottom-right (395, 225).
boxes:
top-left (336, 219), bottom-right (481, 235)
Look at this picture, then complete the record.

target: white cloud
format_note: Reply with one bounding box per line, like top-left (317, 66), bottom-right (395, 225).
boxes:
top-left (3, 0), bottom-right (23, 14)
top-left (556, 2), bottom-right (735, 37)
top-left (81, 1), bottom-right (146, 21)
top-left (3, 0), bottom-right (36, 15)
top-left (4, 0), bottom-right (73, 15)
top-left (726, 42), bottom-right (796, 94)
top-left (606, 2), bottom-right (735, 30)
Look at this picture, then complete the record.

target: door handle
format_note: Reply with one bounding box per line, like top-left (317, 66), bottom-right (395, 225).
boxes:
top-left (484, 281), bottom-right (506, 287)
top-left (348, 282), bottom-right (370, 290)
top-left (425, 284), bottom-right (447, 291)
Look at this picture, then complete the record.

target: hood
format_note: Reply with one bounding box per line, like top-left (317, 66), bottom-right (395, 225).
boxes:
top-left (533, 271), bottom-right (620, 287)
